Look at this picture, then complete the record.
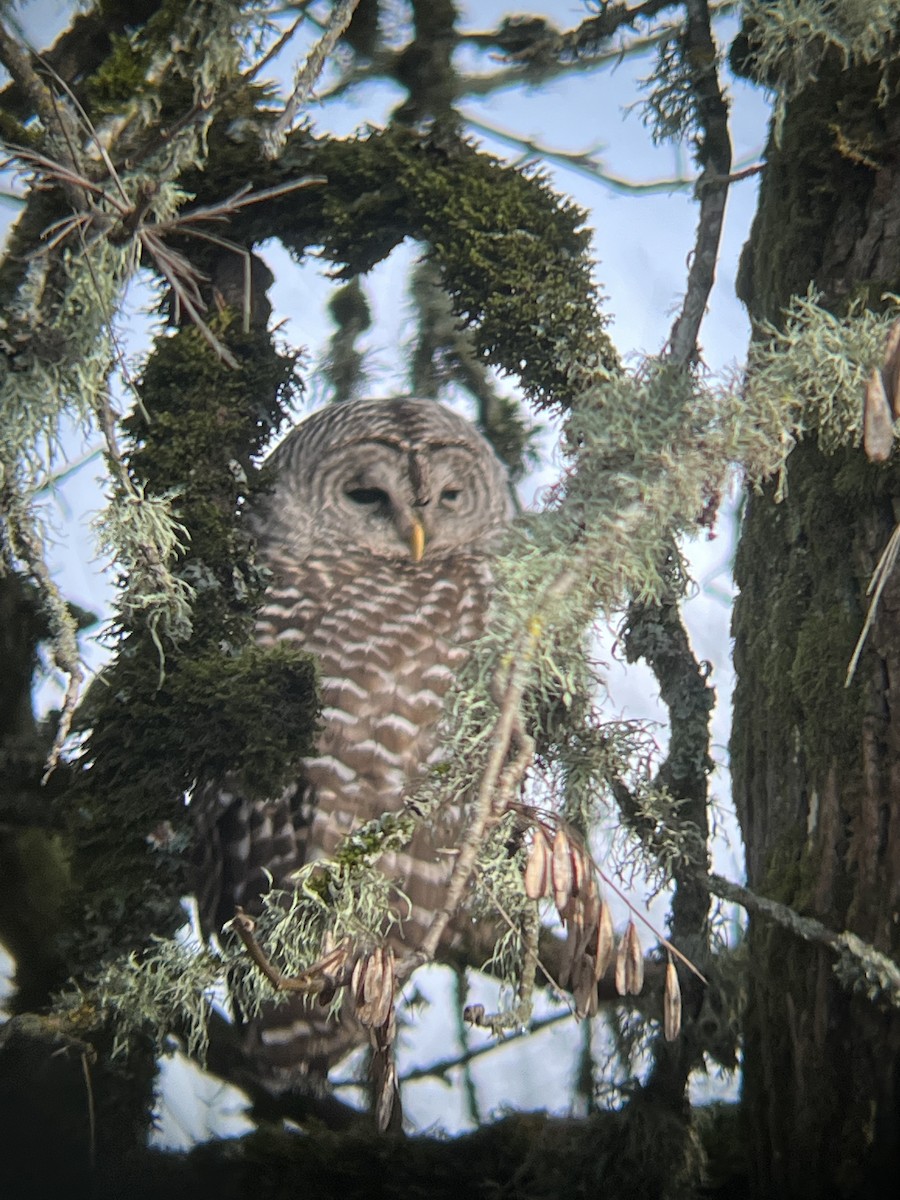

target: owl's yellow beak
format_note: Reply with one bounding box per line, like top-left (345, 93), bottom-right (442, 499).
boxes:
top-left (409, 520), bottom-right (426, 562)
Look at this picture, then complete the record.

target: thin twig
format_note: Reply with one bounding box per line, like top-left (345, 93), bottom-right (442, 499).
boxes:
top-left (80, 1051), bottom-right (96, 1172)
top-left (463, 115), bottom-right (696, 195)
top-left (242, 6), bottom-right (314, 85)
top-left (389, 1009), bottom-right (576, 1087)
top-left (230, 908), bottom-right (353, 994)
top-left (846, 520), bottom-right (900, 686)
top-left (474, 866), bottom-right (569, 1019)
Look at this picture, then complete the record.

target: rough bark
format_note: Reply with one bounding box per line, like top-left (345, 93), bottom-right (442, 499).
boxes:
top-left (732, 62), bottom-right (900, 1199)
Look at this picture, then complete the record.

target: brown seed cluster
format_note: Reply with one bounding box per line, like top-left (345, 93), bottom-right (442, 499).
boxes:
top-left (351, 944), bottom-right (395, 1030)
top-left (350, 944), bottom-right (398, 1131)
top-left (522, 822), bottom-right (683, 1036)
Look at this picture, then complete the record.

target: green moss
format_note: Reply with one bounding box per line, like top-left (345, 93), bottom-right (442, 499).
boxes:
top-left (306, 128), bottom-right (618, 408)
top-left (735, 445), bottom-right (870, 755)
top-left (123, 319), bottom-right (300, 645)
top-left (188, 124), bottom-right (617, 409)
top-left (123, 1106), bottom-right (703, 1200)
top-left (84, 0), bottom-right (235, 120)
top-left (737, 68), bottom-right (884, 325)
top-left (86, 32), bottom-right (154, 115)
top-left (68, 317), bottom-right (314, 975)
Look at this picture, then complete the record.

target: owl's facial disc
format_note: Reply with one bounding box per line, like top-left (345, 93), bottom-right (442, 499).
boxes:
top-left (342, 482), bottom-right (425, 559)
top-left (320, 436), bottom-right (501, 559)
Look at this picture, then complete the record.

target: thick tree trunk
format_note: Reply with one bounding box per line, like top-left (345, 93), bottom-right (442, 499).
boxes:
top-left (732, 63), bottom-right (900, 1198)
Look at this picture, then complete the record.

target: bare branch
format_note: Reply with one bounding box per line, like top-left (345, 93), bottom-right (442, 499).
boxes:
top-left (665, 0), bottom-right (732, 365)
top-left (463, 115), bottom-right (695, 195)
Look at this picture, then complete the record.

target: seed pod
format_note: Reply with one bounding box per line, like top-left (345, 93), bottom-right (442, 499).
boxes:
top-left (864, 368), bottom-right (894, 462)
top-left (570, 842), bottom-right (587, 898)
top-left (623, 919), bottom-right (644, 995)
top-left (580, 877), bottom-right (600, 934)
top-left (559, 897), bottom-right (583, 988)
top-left (370, 946), bottom-right (395, 1030)
top-left (552, 827), bottom-right (573, 912)
top-left (364, 946), bottom-right (385, 1002)
top-left (576, 882), bottom-right (600, 961)
top-left (593, 900), bottom-right (615, 983)
top-left (375, 1054), bottom-right (398, 1133)
top-left (524, 827), bottom-right (551, 899)
top-left (573, 955), bottom-right (598, 1019)
top-left (615, 930), bottom-right (627, 996)
top-left (318, 940), bottom-right (352, 987)
top-left (351, 952), bottom-right (367, 1007)
top-left (356, 947), bottom-right (390, 1027)
top-left (383, 1002), bottom-right (397, 1044)
top-left (664, 960), bottom-right (682, 1041)
top-left (367, 945), bottom-right (393, 1022)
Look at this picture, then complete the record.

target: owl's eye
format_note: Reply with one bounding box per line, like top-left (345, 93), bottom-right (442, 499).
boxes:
top-left (440, 488), bottom-right (462, 506)
top-left (346, 486), bottom-right (389, 507)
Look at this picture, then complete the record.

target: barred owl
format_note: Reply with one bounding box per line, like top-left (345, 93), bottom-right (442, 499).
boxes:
top-left (204, 397), bottom-right (513, 1089)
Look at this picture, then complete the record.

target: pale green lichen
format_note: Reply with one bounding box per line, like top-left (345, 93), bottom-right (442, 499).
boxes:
top-left (735, 289), bottom-right (900, 495)
top-left (743, 0), bottom-right (900, 136)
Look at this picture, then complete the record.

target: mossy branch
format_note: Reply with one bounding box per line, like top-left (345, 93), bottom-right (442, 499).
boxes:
top-left (706, 872), bottom-right (900, 1010)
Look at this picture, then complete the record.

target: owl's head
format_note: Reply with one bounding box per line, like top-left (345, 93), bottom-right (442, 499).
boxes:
top-left (255, 398), bottom-right (514, 562)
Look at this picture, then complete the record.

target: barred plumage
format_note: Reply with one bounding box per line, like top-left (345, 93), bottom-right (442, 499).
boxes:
top-left (201, 396), bottom-right (512, 1088)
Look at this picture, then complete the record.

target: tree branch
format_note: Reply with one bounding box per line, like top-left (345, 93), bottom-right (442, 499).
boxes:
top-left (665, 0), bottom-right (733, 366)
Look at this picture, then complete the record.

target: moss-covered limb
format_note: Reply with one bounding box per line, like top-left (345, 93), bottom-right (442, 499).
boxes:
top-left (622, 593), bottom-right (713, 904)
top-left (371, 0), bottom-right (537, 475)
top-left (0, 1014), bottom-right (97, 1196)
top-left (0, 829), bottom-right (73, 1011)
top-left (599, 14), bottom-right (724, 1106)
top-left (707, 871), bottom-right (900, 1008)
top-left (323, 277), bottom-right (372, 404)
top-left (651, 0), bottom-right (732, 367)
top-left (0, 3), bottom-right (265, 791)
top-left (121, 318), bottom-right (300, 646)
top-left (20, 307), bottom-right (323, 1157)
top-left (184, 122), bottom-right (616, 408)
top-left (22, 1101), bottom-right (713, 1200)
top-left (70, 317), bottom-right (315, 978)
top-left (0, 572), bottom-right (91, 1011)
top-left (392, 0), bottom-right (458, 125)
